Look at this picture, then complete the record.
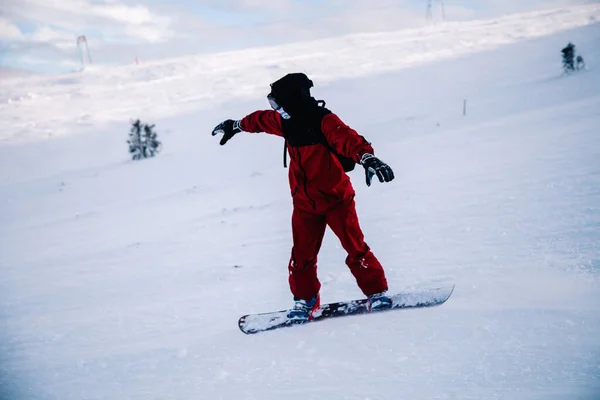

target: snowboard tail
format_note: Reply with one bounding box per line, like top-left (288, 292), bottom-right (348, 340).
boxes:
top-left (238, 285), bottom-right (454, 334)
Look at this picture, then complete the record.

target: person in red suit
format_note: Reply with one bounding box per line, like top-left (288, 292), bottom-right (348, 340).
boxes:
top-left (212, 73), bottom-right (394, 322)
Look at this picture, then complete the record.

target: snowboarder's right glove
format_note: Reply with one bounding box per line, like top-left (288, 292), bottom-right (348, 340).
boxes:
top-left (360, 153), bottom-right (394, 187)
top-left (212, 119), bottom-right (242, 146)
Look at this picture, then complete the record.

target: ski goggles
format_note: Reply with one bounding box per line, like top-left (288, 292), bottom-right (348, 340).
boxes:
top-left (267, 94), bottom-right (291, 119)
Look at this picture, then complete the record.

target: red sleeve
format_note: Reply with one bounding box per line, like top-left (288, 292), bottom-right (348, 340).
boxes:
top-left (239, 110), bottom-right (283, 137)
top-left (321, 113), bottom-right (374, 163)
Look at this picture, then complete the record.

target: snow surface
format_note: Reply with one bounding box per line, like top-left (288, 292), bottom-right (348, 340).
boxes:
top-left (1, 5), bottom-right (600, 400)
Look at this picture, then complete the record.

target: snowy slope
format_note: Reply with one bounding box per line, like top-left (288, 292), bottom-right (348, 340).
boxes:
top-left (1, 5), bottom-right (599, 143)
top-left (1, 6), bottom-right (600, 400)
top-left (0, 67), bottom-right (38, 81)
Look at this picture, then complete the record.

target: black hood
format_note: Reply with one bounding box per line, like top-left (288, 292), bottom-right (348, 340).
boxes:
top-left (269, 73), bottom-right (319, 117)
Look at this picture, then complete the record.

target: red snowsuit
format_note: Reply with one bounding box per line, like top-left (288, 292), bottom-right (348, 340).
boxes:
top-left (240, 110), bottom-right (388, 300)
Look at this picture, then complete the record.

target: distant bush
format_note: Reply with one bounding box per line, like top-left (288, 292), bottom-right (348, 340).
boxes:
top-left (576, 55), bottom-right (586, 71)
top-left (562, 43), bottom-right (585, 74)
top-left (128, 119), bottom-right (162, 160)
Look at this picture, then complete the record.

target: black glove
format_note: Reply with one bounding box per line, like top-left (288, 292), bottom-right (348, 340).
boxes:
top-left (212, 119), bottom-right (242, 146)
top-left (360, 154), bottom-right (394, 187)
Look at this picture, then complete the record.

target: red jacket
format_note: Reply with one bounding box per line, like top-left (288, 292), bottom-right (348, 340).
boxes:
top-left (241, 110), bottom-right (374, 213)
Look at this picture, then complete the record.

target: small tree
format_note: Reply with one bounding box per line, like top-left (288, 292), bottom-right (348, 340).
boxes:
top-left (561, 43), bottom-right (576, 73)
top-left (143, 123), bottom-right (161, 158)
top-left (128, 119), bottom-right (144, 160)
top-left (128, 119), bottom-right (161, 160)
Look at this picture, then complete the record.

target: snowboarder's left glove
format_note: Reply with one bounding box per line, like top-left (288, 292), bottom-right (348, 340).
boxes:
top-left (212, 119), bottom-right (242, 146)
top-left (360, 153), bottom-right (394, 187)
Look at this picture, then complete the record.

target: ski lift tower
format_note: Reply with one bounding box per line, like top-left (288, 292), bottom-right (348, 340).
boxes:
top-left (426, 0), bottom-right (446, 22)
top-left (76, 35), bottom-right (92, 69)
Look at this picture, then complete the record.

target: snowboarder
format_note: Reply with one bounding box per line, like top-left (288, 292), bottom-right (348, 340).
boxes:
top-left (211, 73), bottom-right (394, 322)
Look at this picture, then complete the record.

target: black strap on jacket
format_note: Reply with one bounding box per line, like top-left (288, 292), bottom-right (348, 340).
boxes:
top-left (280, 101), bottom-right (356, 172)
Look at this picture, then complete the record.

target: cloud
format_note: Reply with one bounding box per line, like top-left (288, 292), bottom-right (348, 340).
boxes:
top-left (0, 0), bottom-right (597, 73)
top-left (0, 18), bottom-right (23, 39)
top-left (1, 0), bottom-right (172, 43)
top-left (0, 0), bottom-right (173, 71)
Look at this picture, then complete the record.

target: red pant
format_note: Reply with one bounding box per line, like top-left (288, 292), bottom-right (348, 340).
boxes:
top-left (288, 195), bottom-right (388, 300)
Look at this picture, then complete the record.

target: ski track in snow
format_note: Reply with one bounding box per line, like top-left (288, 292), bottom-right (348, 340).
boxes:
top-left (1, 5), bottom-right (600, 400)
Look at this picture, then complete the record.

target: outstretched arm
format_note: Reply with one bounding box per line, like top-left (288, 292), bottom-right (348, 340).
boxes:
top-left (212, 110), bottom-right (283, 146)
top-left (240, 110), bottom-right (283, 137)
top-left (322, 113), bottom-right (394, 186)
top-left (321, 113), bottom-right (373, 162)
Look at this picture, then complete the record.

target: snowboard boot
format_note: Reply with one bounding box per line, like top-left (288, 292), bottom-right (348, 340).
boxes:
top-left (287, 295), bottom-right (320, 323)
top-left (367, 291), bottom-right (392, 312)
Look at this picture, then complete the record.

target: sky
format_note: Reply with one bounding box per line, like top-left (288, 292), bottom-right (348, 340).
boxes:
top-left (0, 0), bottom-right (597, 74)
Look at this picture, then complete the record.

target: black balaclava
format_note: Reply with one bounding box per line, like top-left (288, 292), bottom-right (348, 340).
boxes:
top-left (269, 73), bottom-right (319, 118)
top-left (269, 73), bottom-right (332, 148)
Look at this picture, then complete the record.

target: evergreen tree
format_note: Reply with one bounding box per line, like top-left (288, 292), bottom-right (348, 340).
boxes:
top-left (127, 120), bottom-right (162, 160)
top-left (143, 123), bottom-right (162, 158)
top-left (561, 43), bottom-right (576, 73)
top-left (128, 119), bottom-right (144, 160)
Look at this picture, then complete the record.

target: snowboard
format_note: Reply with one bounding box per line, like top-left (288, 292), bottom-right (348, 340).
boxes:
top-left (238, 284), bottom-right (454, 334)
